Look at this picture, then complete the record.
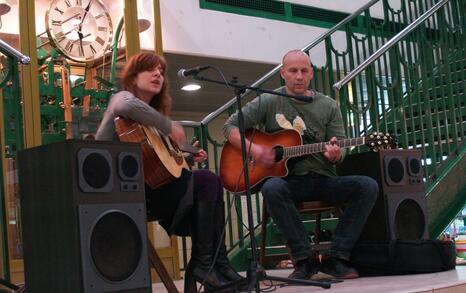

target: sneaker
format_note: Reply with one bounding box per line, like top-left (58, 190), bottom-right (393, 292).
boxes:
top-left (320, 256), bottom-right (359, 279)
top-left (288, 257), bottom-right (320, 280)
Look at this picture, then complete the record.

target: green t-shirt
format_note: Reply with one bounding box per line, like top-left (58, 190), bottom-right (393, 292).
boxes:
top-left (223, 87), bottom-right (346, 177)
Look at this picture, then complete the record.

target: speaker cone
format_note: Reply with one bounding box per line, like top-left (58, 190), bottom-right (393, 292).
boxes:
top-left (118, 152), bottom-right (141, 181)
top-left (384, 156), bottom-right (405, 186)
top-left (78, 148), bottom-right (113, 193)
top-left (394, 198), bottom-right (426, 240)
top-left (90, 211), bottom-right (143, 282)
top-left (407, 156), bottom-right (421, 176)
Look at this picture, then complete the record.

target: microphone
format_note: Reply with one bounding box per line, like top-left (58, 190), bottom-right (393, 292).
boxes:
top-left (177, 65), bottom-right (210, 78)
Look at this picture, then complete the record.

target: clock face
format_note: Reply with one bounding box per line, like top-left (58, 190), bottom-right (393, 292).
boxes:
top-left (45, 0), bottom-right (113, 63)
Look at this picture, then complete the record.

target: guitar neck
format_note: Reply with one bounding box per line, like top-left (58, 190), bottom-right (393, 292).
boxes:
top-left (283, 137), bottom-right (366, 158)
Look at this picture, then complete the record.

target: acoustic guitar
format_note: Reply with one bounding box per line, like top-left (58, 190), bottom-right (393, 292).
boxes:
top-left (220, 129), bottom-right (395, 194)
top-left (114, 117), bottom-right (190, 189)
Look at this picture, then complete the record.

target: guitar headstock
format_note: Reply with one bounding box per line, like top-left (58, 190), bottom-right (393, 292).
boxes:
top-left (366, 132), bottom-right (397, 151)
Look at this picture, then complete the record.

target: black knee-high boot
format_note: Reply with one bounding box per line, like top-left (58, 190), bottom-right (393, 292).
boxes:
top-left (213, 201), bottom-right (246, 284)
top-left (184, 201), bottom-right (230, 293)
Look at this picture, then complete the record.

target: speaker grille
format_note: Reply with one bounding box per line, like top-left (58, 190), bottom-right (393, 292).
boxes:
top-left (90, 211), bottom-right (143, 282)
top-left (387, 158), bottom-right (404, 183)
top-left (384, 155), bottom-right (406, 186)
top-left (78, 148), bottom-right (113, 193)
top-left (408, 156), bottom-right (421, 176)
top-left (84, 153), bottom-right (111, 188)
top-left (118, 152), bottom-right (141, 181)
top-left (394, 198), bottom-right (426, 240)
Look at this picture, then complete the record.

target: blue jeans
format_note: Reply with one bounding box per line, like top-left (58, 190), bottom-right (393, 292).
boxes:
top-left (261, 172), bottom-right (378, 262)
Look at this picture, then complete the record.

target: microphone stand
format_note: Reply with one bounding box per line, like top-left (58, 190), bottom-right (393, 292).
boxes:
top-left (192, 74), bottom-right (331, 292)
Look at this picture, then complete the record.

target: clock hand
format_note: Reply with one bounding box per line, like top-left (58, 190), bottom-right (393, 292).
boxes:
top-left (38, 26), bottom-right (79, 48)
top-left (77, 0), bottom-right (94, 42)
top-left (58, 12), bottom-right (81, 25)
top-left (55, 27), bottom-right (83, 43)
top-left (80, 0), bottom-right (94, 26)
top-left (74, 33), bottom-right (91, 42)
top-left (76, 31), bottom-right (91, 55)
top-left (77, 31), bottom-right (84, 56)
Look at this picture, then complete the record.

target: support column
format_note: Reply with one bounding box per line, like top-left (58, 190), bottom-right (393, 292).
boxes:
top-left (124, 0), bottom-right (141, 59)
top-left (19, 0), bottom-right (41, 147)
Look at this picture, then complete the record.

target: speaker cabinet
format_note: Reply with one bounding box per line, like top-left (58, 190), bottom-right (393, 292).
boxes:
top-left (18, 140), bottom-right (151, 293)
top-left (337, 149), bottom-right (428, 241)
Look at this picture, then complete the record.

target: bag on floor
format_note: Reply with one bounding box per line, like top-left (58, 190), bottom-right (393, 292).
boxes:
top-left (350, 239), bottom-right (456, 276)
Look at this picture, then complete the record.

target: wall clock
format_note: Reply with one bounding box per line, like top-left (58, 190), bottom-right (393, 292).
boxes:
top-left (45, 0), bottom-right (113, 63)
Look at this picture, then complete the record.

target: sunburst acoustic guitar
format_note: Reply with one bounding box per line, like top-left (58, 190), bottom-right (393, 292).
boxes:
top-left (220, 129), bottom-right (395, 194)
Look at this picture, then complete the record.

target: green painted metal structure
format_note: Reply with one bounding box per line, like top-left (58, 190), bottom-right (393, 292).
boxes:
top-left (185, 0), bottom-right (466, 270)
top-left (0, 50), bottom-right (26, 282)
top-left (0, 0), bottom-right (464, 275)
top-left (37, 51), bottom-right (113, 144)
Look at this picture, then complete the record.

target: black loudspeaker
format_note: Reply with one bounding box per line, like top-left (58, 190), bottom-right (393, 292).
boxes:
top-left (18, 140), bottom-right (151, 293)
top-left (337, 149), bottom-right (429, 241)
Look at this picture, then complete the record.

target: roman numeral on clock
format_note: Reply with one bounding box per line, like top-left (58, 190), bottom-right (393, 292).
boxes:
top-left (89, 44), bottom-right (97, 54)
top-left (65, 40), bottom-right (74, 52)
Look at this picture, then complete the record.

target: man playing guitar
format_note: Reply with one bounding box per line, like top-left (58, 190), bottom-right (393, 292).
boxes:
top-left (223, 49), bottom-right (379, 281)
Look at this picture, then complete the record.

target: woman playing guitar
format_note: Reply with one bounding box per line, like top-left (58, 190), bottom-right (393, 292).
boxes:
top-left (96, 52), bottom-right (244, 292)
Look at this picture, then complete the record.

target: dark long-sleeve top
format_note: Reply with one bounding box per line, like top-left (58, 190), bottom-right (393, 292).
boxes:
top-left (223, 87), bottom-right (346, 177)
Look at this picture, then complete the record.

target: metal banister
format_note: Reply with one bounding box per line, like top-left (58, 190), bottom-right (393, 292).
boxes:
top-left (333, 0), bottom-right (450, 91)
top-left (199, 0), bottom-right (381, 126)
top-left (0, 38), bottom-right (30, 64)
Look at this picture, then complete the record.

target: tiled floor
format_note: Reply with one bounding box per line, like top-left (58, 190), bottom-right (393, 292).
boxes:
top-left (152, 265), bottom-right (466, 293)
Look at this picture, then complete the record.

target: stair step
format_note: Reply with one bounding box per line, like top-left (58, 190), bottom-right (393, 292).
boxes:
top-left (403, 130), bottom-right (465, 147)
top-left (256, 241), bottom-right (332, 253)
top-left (416, 80), bottom-right (466, 100)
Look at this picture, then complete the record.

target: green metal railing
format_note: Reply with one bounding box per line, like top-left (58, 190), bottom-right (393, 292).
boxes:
top-left (332, 0), bottom-right (466, 237)
top-left (180, 0), bottom-right (465, 269)
top-left (1, 0), bottom-right (461, 274)
top-left (0, 38), bottom-right (31, 282)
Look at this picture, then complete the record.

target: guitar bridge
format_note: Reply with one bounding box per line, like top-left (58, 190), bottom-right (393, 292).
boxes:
top-left (170, 150), bottom-right (185, 165)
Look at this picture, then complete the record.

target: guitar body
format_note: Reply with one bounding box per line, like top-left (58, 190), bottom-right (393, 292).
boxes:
top-left (220, 129), bottom-right (302, 194)
top-left (115, 117), bottom-right (189, 189)
top-left (220, 128), bottom-right (395, 194)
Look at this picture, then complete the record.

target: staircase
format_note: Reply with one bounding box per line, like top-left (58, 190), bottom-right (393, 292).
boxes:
top-left (180, 0), bottom-right (465, 270)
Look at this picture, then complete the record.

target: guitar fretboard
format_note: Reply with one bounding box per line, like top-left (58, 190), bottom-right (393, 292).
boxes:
top-left (283, 137), bottom-right (366, 158)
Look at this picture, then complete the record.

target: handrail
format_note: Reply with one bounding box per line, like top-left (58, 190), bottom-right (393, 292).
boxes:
top-left (333, 0), bottom-right (450, 91)
top-left (178, 120), bottom-right (202, 128)
top-left (0, 38), bottom-right (30, 64)
top-left (199, 0), bottom-right (381, 126)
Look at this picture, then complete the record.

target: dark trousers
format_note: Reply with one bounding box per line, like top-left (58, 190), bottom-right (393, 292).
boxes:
top-left (261, 172), bottom-right (378, 262)
top-left (145, 169), bottom-right (224, 235)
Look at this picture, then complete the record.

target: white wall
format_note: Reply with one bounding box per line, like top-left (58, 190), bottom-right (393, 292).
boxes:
top-left (158, 0), bottom-right (395, 66)
top-left (0, 0), bottom-right (391, 67)
top-left (159, 0), bottom-right (344, 66)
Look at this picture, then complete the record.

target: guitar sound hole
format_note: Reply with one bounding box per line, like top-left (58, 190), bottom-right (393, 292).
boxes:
top-left (274, 147), bottom-right (283, 162)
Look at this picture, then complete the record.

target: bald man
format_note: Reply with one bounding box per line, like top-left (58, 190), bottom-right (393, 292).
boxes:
top-left (223, 50), bottom-right (378, 280)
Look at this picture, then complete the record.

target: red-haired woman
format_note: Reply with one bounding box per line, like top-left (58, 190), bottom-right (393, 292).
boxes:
top-left (96, 52), bottom-right (244, 292)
